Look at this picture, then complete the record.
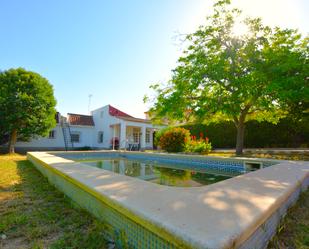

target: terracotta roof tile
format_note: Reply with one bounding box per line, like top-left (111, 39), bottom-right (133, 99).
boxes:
top-left (109, 105), bottom-right (133, 118)
top-left (68, 113), bottom-right (95, 126)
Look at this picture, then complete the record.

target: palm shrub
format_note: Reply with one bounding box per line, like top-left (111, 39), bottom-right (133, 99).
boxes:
top-left (158, 127), bottom-right (191, 152)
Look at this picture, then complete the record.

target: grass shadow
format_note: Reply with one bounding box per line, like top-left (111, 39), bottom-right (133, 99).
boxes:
top-left (267, 189), bottom-right (309, 248)
top-left (0, 155), bottom-right (108, 249)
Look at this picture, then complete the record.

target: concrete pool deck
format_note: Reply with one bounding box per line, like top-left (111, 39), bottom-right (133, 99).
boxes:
top-left (27, 151), bottom-right (309, 249)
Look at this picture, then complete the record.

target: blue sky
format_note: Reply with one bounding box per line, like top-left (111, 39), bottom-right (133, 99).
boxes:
top-left (1, 0), bottom-right (308, 118)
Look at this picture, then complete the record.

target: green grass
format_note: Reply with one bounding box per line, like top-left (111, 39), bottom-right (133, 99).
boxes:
top-left (268, 189), bottom-right (309, 249)
top-left (0, 154), bottom-right (108, 249)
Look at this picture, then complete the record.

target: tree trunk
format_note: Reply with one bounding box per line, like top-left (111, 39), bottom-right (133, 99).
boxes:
top-left (234, 104), bottom-right (252, 156)
top-left (8, 129), bottom-right (17, 154)
top-left (235, 120), bottom-right (245, 156)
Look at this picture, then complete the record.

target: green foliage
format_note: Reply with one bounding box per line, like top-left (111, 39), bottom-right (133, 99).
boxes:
top-left (154, 127), bottom-right (171, 146)
top-left (0, 68), bottom-right (57, 151)
top-left (146, 0), bottom-right (309, 154)
top-left (182, 117), bottom-right (309, 148)
top-left (185, 136), bottom-right (212, 154)
top-left (184, 122), bottom-right (236, 148)
top-left (158, 127), bottom-right (191, 152)
top-left (156, 127), bottom-right (213, 154)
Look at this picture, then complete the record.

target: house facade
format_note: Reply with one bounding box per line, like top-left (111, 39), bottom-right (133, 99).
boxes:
top-left (15, 105), bottom-right (159, 151)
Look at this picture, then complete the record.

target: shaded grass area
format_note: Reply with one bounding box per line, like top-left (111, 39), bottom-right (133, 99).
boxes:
top-left (268, 189), bottom-right (309, 249)
top-left (0, 154), bottom-right (108, 249)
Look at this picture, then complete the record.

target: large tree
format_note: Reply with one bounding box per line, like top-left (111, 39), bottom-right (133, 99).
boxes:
top-left (146, 0), bottom-right (308, 155)
top-left (0, 68), bottom-right (57, 153)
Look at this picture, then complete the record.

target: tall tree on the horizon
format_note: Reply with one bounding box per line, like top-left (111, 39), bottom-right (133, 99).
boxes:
top-left (146, 0), bottom-right (308, 155)
top-left (0, 68), bottom-right (57, 153)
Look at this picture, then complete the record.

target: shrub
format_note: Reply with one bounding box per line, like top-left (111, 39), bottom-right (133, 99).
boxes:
top-left (158, 127), bottom-right (191, 152)
top-left (186, 134), bottom-right (212, 154)
top-left (154, 127), bottom-right (171, 146)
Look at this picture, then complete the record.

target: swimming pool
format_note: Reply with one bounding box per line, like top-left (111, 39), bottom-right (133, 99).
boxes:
top-left (77, 157), bottom-right (233, 187)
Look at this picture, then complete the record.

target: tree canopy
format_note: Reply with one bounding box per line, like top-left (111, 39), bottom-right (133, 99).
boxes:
top-left (0, 68), bottom-right (57, 153)
top-left (146, 0), bottom-right (309, 154)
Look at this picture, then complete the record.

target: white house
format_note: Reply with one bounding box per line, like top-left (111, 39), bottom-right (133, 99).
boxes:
top-left (15, 105), bottom-right (159, 151)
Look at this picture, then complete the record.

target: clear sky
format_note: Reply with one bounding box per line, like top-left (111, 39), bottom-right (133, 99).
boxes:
top-left (1, 0), bottom-right (308, 118)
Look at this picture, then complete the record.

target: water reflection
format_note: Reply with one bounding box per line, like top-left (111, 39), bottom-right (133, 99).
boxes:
top-left (80, 158), bottom-right (233, 187)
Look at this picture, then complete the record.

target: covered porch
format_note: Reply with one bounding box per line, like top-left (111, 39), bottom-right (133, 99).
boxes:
top-left (110, 122), bottom-right (155, 151)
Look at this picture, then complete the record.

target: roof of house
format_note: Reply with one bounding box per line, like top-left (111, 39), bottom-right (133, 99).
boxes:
top-left (108, 105), bottom-right (133, 118)
top-left (108, 105), bottom-right (152, 123)
top-left (67, 113), bottom-right (95, 126)
top-left (116, 116), bottom-right (152, 123)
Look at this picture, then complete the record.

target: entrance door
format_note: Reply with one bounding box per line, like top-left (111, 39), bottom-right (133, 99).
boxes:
top-left (132, 128), bottom-right (140, 150)
top-left (153, 131), bottom-right (157, 150)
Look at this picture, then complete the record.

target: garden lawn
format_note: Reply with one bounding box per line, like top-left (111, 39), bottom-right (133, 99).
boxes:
top-left (268, 189), bottom-right (309, 249)
top-left (0, 154), bottom-right (108, 249)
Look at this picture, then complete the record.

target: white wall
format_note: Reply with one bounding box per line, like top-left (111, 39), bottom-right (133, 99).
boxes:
top-left (91, 106), bottom-right (155, 149)
top-left (15, 125), bottom-right (65, 148)
top-left (69, 126), bottom-right (95, 148)
top-left (15, 125), bottom-right (96, 149)
top-left (91, 105), bottom-right (122, 149)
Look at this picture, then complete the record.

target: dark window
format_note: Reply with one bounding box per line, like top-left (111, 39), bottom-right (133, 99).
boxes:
top-left (71, 133), bottom-right (80, 143)
top-left (49, 130), bottom-right (56, 139)
top-left (98, 132), bottom-right (103, 143)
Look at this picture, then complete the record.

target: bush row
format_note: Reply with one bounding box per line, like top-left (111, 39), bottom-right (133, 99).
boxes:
top-left (181, 118), bottom-right (309, 148)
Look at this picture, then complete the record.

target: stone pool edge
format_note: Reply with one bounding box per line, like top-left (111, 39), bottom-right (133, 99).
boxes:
top-left (27, 151), bottom-right (309, 249)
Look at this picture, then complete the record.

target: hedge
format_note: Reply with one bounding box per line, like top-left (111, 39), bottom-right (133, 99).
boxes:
top-left (181, 118), bottom-right (309, 149)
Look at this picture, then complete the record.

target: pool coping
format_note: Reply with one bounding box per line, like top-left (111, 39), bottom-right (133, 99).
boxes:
top-left (27, 151), bottom-right (309, 249)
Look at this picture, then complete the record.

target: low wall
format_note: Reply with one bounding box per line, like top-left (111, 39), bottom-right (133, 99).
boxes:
top-left (27, 151), bottom-right (309, 249)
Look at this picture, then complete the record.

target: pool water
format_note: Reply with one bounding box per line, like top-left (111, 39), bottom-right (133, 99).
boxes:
top-left (78, 158), bottom-right (239, 187)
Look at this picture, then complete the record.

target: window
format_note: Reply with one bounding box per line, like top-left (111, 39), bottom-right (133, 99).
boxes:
top-left (100, 111), bottom-right (104, 118)
top-left (133, 128), bottom-right (140, 143)
top-left (98, 131), bottom-right (103, 143)
top-left (71, 133), bottom-right (80, 143)
top-left (48, 130), bottom-right (56, 139)
top-left (146, 129), bottom-right (151, 143)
